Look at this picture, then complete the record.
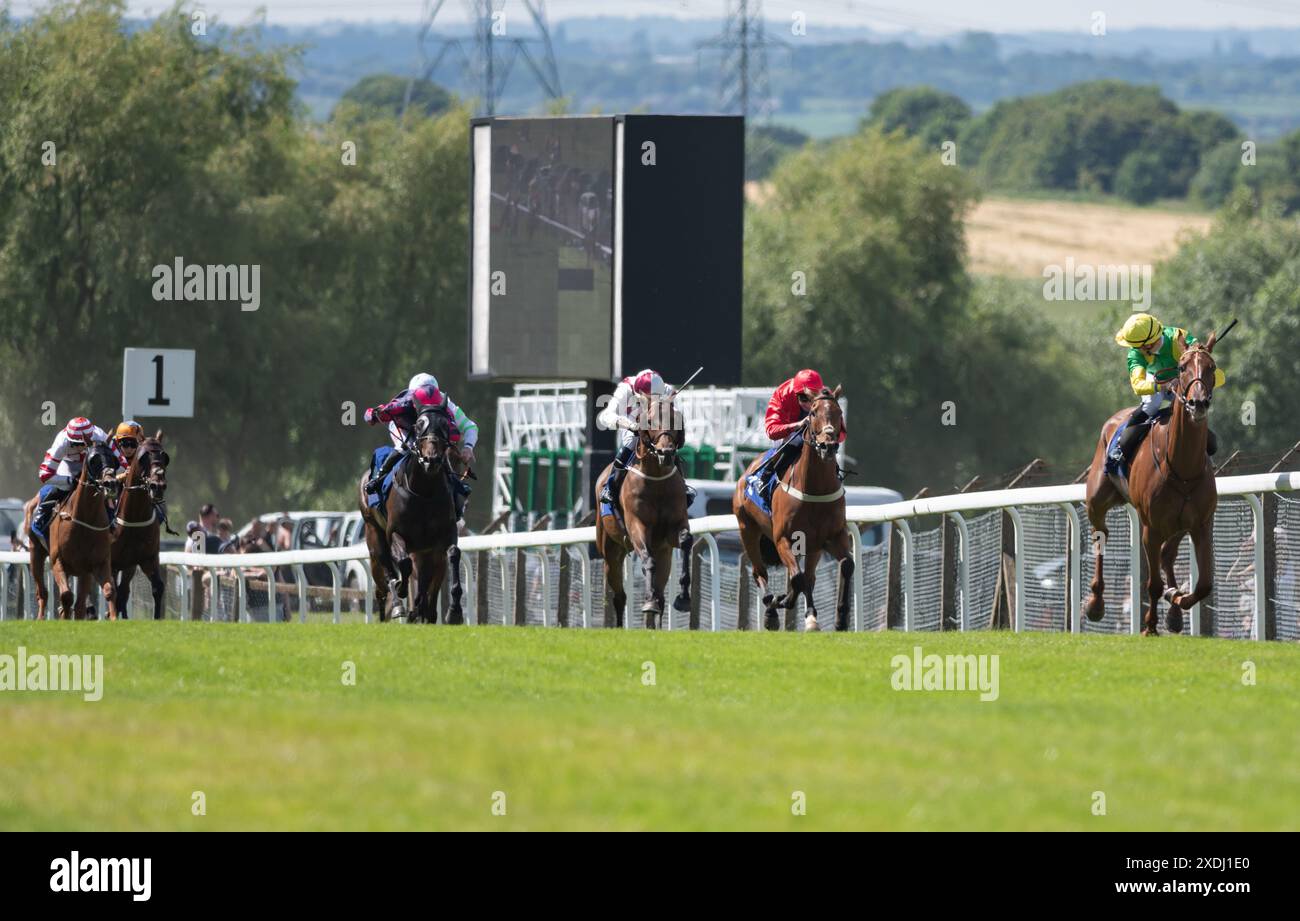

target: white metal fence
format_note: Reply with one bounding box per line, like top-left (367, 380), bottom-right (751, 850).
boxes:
top-left (4, 471), bottom-right (1300, 639)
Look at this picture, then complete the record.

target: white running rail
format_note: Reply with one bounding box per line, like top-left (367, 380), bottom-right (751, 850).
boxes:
top-left (4, 471), bottom-right (1299, 639)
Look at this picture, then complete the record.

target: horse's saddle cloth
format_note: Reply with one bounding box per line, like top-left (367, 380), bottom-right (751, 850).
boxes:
top-left (1105, 407), bottom-right (1172, 481)
top-left (742, 443), bottom-right (783, 517)
top-left (366, 446), bottom-right (403, 511)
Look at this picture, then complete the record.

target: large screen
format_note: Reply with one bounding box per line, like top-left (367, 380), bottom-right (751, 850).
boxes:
top-left (470, 117), bottom-right (614, 380)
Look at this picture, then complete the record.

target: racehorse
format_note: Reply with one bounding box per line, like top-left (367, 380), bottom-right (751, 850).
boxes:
top-left (734, 386), bottom-right (855, 632)
top-left (358, 408), bottom-right (463, 624)
top-left (1084, 336), bottom-right (1220, 635)
top-left (111, 432), bottom-right (171, 620)
top-left (594, 392), bottom-right (692, 629)
top-left (26, 446), bottom-right (120, 620)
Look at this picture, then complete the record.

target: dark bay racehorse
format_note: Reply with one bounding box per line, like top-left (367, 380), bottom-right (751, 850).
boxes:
top-left (28, 446), bottom-right (120, 620)
top-left (111, 432), bottom-right (171, 620)
top-left (1085, 336), bottom-right (1220, 635)
top-left (594, 393), bottom-right (692, 629)
top-left (358, 409), bottom-right (463, 624)
top-left (734, 386), bottom-right (855, 632)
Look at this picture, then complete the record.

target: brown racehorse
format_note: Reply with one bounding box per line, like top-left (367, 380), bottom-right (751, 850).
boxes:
top-left (1084, 336), bottom-right (1220, 635)
top-left (358, 408), bottom-right (463, 624)
top-left (27, 447), bottom-right (120, 620)
top-left (111, 432), bottom-right (170, 620)
top-left (594, 393), bottom-right (692, 629)
top-left (734, 386), bottom-right (855, 632)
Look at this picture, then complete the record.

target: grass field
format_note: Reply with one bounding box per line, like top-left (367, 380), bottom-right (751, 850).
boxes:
top-left (1, 622), bottom-right (1297, 831)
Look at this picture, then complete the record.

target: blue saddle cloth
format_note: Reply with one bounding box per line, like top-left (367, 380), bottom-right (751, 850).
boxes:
top-left (743, 443), bottom-right (783, 517)
top-left (1104, 408), bottom-right (1171, 480)
top-left (366, 446), bottom-right (401, 509)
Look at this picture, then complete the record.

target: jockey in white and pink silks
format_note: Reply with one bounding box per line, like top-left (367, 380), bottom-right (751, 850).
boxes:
top-left (363, 373), bottom-right (479, 520)
top-left (596, 368), bottom-right (696, 510)
top-left (29, 417), bottom-right (123, 550)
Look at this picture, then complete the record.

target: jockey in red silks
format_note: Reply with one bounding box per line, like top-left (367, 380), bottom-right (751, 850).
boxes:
top-left (363, 372), bottom-right (478, 521)
top-left (596, 368), bottom-right (696, 511)
top-left (747, 369), bottom-right (846, 497)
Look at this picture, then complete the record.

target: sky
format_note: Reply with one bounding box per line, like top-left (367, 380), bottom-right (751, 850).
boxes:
top-left (9, 0), bottom-right (1300, 32)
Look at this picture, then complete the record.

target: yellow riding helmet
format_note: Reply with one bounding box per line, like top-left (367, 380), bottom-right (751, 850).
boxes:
top-left (1115, 313), bottom-right (1163, 348)
top-left (115, 420), bottom-right (143, 441)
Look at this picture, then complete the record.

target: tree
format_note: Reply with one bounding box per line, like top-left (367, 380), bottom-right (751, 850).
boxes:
top-left (332, 74), bottom-right (452, 123)
top-left (864, 85), bottom-right (972, 150)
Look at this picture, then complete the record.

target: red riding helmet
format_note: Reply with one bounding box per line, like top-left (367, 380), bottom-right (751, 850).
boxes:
top-left (793, 369), bottom-right (823, 395)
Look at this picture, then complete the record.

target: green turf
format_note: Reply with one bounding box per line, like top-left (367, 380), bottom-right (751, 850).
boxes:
top-left (0, 622), bottom-right (1296, 830)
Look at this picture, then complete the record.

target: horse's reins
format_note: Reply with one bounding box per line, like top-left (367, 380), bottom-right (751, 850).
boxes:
top-left (778, 395), bottom-right (845, 501)
top-left (1153, 348), bottom-right (1217, 494)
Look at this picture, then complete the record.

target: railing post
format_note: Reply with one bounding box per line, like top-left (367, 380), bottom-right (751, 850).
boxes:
top-left (1187, 535), bottom-right (1200, 637)
top-left (538, 551), bottom-right (550, 627)
top-left (1246, 494), bottom-right (1266, 641)
top-left (1127, 505), bottom-right (1142, 635)
top-left (330, 561), bottom-right (342, 625)
top-left (951, 509), bottom-right (972, 632)
top-left (700, 533), bottom-right (721, 632)
top-left (896, 519), bottom-right (915, 631)
top-left (1004, 508), bottom-right (1025, 632)
top-left (1058, 503), bottom-right (1081, 634)
top-left (578, 550), bottom-right (592, 628)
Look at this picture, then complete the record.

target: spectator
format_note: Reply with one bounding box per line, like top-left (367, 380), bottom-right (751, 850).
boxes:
top-left (200, 504), bottom-right (222, 554)
top-left (217, 518), bottom-right (237, 553)
top-left (185, 520), bottom-right (206, 620)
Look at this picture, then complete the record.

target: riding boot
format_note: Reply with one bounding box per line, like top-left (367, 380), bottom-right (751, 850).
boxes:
top-left (1112, 406), bottom-right (1150, 467)
top-left (600, 444), bottom-right (635, 508)
top-left (674, 456), bottom-right (697, 505)
top-left (762, 440), bottom-right (802, 497)
top-left (1207, 429), bottom-right (1218, 456)
top-left (30, 492), bottom-right (64, 550)
top-left (365, 449), bottom-right (404, 494)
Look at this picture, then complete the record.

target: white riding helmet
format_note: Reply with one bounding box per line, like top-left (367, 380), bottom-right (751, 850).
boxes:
top-left (408, 372), bottom-right (439, 393)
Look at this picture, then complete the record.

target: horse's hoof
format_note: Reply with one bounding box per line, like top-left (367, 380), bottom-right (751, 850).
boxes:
top-left (1166, 609), bottom-right (1184, 634)
top-left (447, 607), bottom-right (464, 625)
top-left (761, 593), bottom-right (774, 607)
top-left (804, 614), bottom-right (821, 632)
top-left (835, 613), bottom-right (850, 632)
top-left (644, 613), bottom-right (657, 630)
top-left (672, 593), bottom-right (690, 613)
top-left (764, 610), bottom-right (780, 631)
top-left (1084, 597), bottom-right (1106, 623)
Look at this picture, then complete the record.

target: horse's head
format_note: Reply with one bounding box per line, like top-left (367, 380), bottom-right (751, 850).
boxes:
top-left (1175, 339), bottom-right (1218, 424)
top-left (85, 445), bottom-right (120, 500)
top-left (807, 386), bottom-right (845, 461)
top-left (135, 431), bottom-right (170, 500)
top-left (412, 409), bottom-right (450, 472)
top-left (637, 393), bottom-right (684, 466)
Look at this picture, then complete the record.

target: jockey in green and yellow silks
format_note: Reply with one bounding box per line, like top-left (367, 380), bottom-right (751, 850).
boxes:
top-left (1109, 313), bottom-right (1224, 468)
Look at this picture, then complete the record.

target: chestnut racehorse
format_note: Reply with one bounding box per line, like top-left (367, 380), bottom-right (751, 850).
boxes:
top-left (594, 392), bottom-right (692, 629)
top-left (27, 446), bottom-right (120, 620)
top-left (1084, 336), bottom-right (1220, 635)
top-left (111, 432), bottom-right (171, 619)
top-left (358, 408), bottom-right (463, 624)
top-left (734, 386), bottom-right (854, 632)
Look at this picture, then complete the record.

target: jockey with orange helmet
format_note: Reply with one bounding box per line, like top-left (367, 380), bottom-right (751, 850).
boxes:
top-left (747, 369), bottom-right (846, 497)
top-left (29, 417), bottom-right (121, 550)
top-left (596, 368), bottom-right (696, 510)
top-left (362, 373), bottom-right (478, 520)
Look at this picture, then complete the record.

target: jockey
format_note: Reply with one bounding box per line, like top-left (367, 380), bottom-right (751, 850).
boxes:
top-left (108, 421), bottom-right (143, 479)
top-left (747, 369), bottom-right (846, 497)
top-left (1110, 313), bottom-right (1224, 468)
top-left (597, 369), bottom-right (696, 510)
top-left (363, 373), bottom-right (478, 521)
top-left (30, 417), bottom-right (121, 551)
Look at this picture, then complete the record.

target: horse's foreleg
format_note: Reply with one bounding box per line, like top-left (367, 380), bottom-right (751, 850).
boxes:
top-left (649, 543), bottom-right (673, 628)
top-left (604, 549), bottom-right (627, 628)
top-left (1086, 525), bottom-right (1108, 623)
top-left (774, 536), bottom-right (804, 624)
top-left (447, 545), bottom-right (464, 624)
top-left (142, 560), bottom-right (165, 621)
top-left (737, 516), bottom-right (772, 616)
top-left (1141, 526), bottom-right (1163, 637)
top-left (115, 564), bottom-right (136, 617)
top-left (827, 530), bottom-right (855, 632)
top-left (672, 527), bottom-right (693, 614)
top-left (32, 553), bottom-right (48, 620)
top-left (799, 548), bottom-right (823, 632)
top-left (52, 562), bottom-right (73, 620)
top-left (1172, 521), bottom-right (1215, 616)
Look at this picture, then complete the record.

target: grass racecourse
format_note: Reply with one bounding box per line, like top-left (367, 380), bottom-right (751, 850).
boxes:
top-left (0, 621), bottom-right (1297, 831)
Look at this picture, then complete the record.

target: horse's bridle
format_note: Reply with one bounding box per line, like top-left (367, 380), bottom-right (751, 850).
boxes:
top-left (807, 395), bottom-right (843, 461)
top-left (412, 413), bottom-right (448, 473)
top-left (116, 444), bottom-right (169, 527)
top-left (1170, 347), bottom-right (1216, 422)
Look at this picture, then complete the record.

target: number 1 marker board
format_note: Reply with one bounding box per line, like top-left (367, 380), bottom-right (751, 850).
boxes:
top-left (122, 348), bottom-right (195, 419)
